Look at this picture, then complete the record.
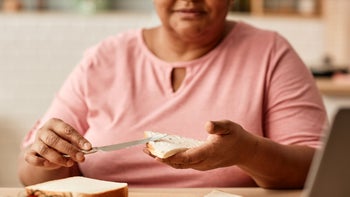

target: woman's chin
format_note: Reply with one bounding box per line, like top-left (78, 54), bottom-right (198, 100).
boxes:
top-left (171, 24), bottom-right (208, 39)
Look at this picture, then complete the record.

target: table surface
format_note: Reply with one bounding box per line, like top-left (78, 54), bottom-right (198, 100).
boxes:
top-left (0, 187), bottom-right (302, 197)
top-left (316, 78), bottom-right (350, 96)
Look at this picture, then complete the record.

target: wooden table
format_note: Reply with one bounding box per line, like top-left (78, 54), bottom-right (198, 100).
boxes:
top-left (0, 187), bottom-right (302, 197)
top-left (316, 78), bottom-right (350, 96)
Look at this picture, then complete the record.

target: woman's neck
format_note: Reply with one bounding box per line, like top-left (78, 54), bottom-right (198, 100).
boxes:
top-left (144, 22), bottom-right (234, 62)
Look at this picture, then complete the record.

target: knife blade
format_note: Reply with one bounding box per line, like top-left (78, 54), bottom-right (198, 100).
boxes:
top-left (63, 134), bottom-right (167, 157)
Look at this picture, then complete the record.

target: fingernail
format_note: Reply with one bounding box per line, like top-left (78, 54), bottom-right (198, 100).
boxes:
top-left (205, 121), bottom-right (214, 131)
top-left (43, 160), bottom-right (50, 167)
top-left (66, 160), bottom-right (74, 167)
top-left (83, 142), bottom-right (91, 150)
top-left (143, 148), bottom-right (149, 154)
top-left (76, 152), bottom-right (85, 162)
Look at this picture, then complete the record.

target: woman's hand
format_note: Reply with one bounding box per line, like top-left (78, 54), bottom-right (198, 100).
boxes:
top-left (155, 120), bottom-right (257, 171)
top-left (24, 118), bottom-right (92, 170)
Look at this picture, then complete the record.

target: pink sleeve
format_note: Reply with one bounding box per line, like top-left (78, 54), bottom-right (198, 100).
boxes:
top-left (264, 33), bottom-right (328, 148)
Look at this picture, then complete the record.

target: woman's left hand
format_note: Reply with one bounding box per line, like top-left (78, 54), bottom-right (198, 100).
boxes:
top-left (154, 120), bottom-right (257, 171)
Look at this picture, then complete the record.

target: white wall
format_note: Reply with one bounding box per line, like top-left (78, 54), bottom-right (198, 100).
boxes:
top-left (0, 12), bottom-right (328, 186)
top-left (0, 12), bottom-right (154, 186)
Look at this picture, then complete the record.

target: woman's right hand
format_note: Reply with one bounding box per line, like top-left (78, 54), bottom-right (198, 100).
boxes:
top-left (24, 118), bottom-right (92, 170)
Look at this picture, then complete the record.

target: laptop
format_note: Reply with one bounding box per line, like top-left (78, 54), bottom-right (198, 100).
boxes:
top-left (302, 108), bottom-right (350, 197)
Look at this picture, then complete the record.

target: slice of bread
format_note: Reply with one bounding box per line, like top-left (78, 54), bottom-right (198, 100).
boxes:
top-left (144, 131), bottom-right (205, 159)
top-left (25, 176), bottom-right (128, 197)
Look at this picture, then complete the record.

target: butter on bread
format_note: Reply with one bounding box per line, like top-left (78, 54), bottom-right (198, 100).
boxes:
top-left (144, 131), bottom-right (205, 159)
top-left (25, 176), bottom-right (128, 197)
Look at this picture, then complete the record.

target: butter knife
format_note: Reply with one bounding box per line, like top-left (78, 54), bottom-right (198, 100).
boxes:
top-left (63, 134), bottom-right (167, 157)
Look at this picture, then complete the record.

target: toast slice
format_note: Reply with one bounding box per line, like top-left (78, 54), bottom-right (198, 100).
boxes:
top-left (25, 176), bottom-right (128, 197)
top-left (145, 131), bottom-right (205, 159)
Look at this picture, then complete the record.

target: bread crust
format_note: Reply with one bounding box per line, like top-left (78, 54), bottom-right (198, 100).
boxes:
top-left (26, 187), bottom-right (128, 197)
top-left (25, 177), bottom-right (128, 197)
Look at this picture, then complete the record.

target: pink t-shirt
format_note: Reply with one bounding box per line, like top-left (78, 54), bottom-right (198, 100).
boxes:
top-left (23, 21), bottom-right (327, 187)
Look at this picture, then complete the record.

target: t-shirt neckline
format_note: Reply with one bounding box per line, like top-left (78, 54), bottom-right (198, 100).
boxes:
top-left (138, 21), bottom-right (241, 68)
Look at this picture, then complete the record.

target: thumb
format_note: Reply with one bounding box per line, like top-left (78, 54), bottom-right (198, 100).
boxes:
top-left (205, 120), bottom-right (239, 135)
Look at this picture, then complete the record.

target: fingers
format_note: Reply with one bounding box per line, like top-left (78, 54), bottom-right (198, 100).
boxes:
top-left (25, 147), bottom-right (75, 169)
top-left (143, 148), bottom-right (156, 159)
top-left (46, 118), bottom-right (91, 151)
top-left (149, 120), bottom-right (245, 171)
top-left (26, 118), bottom-right (91, 168)
top-left (155, 145), bottom-right (213, 171)
top-left (143, 148), bottom-right (191, 169)
top-left (205, 120), bottom-right (241, 135)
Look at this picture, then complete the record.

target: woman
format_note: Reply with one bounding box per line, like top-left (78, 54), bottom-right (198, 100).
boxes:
top-left (18, 0), bottom-right (327, 189)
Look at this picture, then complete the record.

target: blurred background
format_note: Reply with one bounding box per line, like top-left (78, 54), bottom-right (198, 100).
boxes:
top-left (0, 0), bottom-right (349, 187)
